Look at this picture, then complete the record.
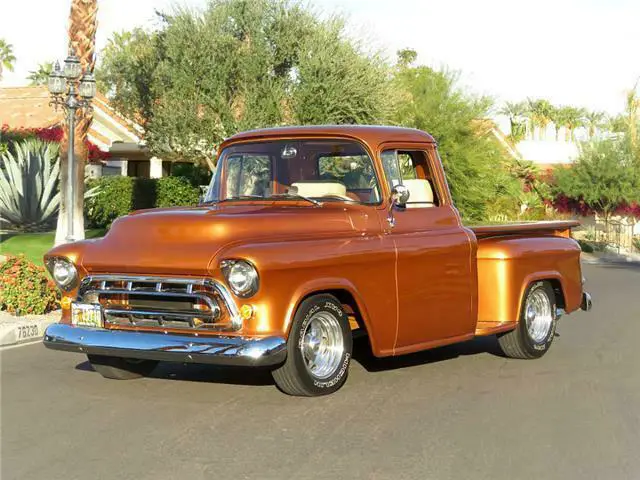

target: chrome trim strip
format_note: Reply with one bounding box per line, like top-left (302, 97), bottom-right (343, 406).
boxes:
top-left (104, 306), bottom-right (221, 321)
top-left (79, 275), bottom-right (242, 330)
top-left (83, 288), bottom-right (219, 314)
top-left (43, 323), bottom-right (287, 367)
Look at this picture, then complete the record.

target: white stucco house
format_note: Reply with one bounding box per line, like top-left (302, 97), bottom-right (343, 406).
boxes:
top-left (0, 86), bottom-right (170, 178)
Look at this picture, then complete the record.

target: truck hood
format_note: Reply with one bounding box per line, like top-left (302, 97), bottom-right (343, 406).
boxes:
top-left (80, 203), bottom-right (365, 275)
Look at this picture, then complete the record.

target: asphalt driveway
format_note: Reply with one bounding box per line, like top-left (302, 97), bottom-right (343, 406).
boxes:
top-left (2, 263), bottom-right (639, 480)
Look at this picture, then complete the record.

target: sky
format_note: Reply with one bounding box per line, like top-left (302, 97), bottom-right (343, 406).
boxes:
top-left (1, 0), bottom-right (638, 116)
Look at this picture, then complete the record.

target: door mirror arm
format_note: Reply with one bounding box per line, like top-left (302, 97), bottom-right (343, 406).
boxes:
top-left (387, 184), bottom-right (410, 228)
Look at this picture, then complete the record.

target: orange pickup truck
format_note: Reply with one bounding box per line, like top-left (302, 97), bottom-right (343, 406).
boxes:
top-left (43, 126), bottom-right (592, 396)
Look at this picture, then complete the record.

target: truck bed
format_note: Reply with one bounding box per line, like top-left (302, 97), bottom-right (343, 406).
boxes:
top-left (470, 220), bottom-right (580, 239)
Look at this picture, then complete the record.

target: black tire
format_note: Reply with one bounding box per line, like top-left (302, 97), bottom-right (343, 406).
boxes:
top-left (498, 281), bottom-right (558, 359)
top-left (272, 294), bottom-right (352, 396)
top-left (87, 355), bottom-right (158, 380)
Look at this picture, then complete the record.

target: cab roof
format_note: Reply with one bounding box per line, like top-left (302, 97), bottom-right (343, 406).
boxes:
top-left (222, 125), bottom-right (436, 149)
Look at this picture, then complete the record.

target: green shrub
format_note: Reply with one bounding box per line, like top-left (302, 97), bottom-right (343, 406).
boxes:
top-left (0, 255), bottom-right (59, 315)
top-left (85, 175), bottom-right (200, 228)
top-left (155, 176), bottom-right (201, 208)
top-left (170, 163), bottom-right (212, 186)
top-left (633, 236), bottom-right (640, 253)
top-left (577, 239), bottom-right (595, 253)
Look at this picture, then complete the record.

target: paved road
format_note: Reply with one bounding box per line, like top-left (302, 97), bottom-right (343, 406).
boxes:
top-left (2, 264), bottom-right (639, 480)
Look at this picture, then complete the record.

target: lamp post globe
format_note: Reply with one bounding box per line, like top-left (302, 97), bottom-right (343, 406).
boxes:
top-left (79, 73), bottom-right (97, 99)
top-left (63, 53), bottom-right (82, 80)
top-left (47, 62), bottom-right (66, 95)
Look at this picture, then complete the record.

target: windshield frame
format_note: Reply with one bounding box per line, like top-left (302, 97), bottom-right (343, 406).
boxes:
top-left (204, 137), bottom-right (384, 207)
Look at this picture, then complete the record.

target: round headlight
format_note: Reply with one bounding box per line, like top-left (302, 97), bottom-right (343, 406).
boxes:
top-left (221, 260), bottom-right (259, 298)
top-left (48, 258), bottom-right (78, 290)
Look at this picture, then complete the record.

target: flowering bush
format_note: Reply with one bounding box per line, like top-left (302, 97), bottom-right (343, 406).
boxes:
top-left (0, 255), bottom-right (59, 315)
top-left (0, 124), bottom-right (109, 162)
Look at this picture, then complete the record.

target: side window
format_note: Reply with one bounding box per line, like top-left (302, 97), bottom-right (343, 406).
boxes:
top-left (225, 155), bottom-right (271, 198)
top-left (397, 153), bottom-right (416, 180)
top-left (381, 149), bottom-right (440, 208)
top-left (381, 150), bottom-right (402, 189)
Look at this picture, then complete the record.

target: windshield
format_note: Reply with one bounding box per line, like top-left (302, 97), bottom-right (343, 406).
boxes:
top-left (204, 139), bottom-right (381, 205)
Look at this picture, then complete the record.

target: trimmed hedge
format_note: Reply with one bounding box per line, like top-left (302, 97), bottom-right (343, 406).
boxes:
top-left (85, 176), bottom-right (200, 228)
top-left (156, 176), bottom-right (201, 208)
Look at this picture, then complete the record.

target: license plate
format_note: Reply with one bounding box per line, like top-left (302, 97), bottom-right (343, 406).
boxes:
top-left (71, 302), bottom-right (103, 328)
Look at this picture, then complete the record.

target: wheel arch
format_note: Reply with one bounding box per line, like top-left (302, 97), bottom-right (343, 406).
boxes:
top-left (517, 272), bottom-right (567, 321)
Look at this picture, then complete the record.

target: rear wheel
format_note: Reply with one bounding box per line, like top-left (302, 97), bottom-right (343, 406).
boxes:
top-left (272, 294), bottom-right (352, 396)
top-left (87, 355), bottom-right (158, 380)
top-left (498, 281), bottom-right (557, 359)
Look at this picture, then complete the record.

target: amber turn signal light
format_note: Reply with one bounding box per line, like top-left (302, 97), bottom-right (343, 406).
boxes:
top-left (240, 304), bottom-right (254, 320)
top-left (60, 296), bottom-right (73, 310)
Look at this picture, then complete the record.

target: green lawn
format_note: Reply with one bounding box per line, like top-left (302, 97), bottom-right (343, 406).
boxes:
top-left (0, 229), bottom-right (106, 265)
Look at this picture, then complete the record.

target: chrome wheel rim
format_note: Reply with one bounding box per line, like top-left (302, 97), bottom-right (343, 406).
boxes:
top-left (525, 288), bottom-right (553, 343)
top-left (301, 311), bottom-right (344, 380)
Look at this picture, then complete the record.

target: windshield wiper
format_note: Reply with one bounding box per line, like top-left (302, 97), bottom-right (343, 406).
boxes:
top-left (270, 193), bottom-right (322, 206)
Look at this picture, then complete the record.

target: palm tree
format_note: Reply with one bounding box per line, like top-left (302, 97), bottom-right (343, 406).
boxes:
top-left (553, 106), bottom-right (575, 141)
top-left (584, 110), bottom-right (606, 139)
top-left (498, 101), bottom-right (529, 142)
top-left (527, 99), bottom-right (554, 140)
top-left (0, 39), bottom-right (16, 80)
top-left (55, 0), bottom-right (98, 245)
top-left (624, 79), bottom-right (639, 150)
top-left (27, 62), bottom-right (54, 86)
top-left (563, 107), bottom-right (586, 142)
top-left (548, 105), bottom-right (564, 141)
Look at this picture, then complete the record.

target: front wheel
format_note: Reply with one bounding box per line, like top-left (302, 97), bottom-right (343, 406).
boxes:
top-left (498, 281), bottom-right (558, 359)
top-left (88, 355), bottom-right (158, 380)
top-left (272, 294), bottom-right (352, 396)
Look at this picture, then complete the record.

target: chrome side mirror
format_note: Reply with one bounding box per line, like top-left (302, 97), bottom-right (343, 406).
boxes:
top-left (387, 184), bottom-right (410, 228)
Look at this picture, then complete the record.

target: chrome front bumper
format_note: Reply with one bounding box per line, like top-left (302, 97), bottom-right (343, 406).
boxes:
top-left (43, 323), bottom-right (287, 367)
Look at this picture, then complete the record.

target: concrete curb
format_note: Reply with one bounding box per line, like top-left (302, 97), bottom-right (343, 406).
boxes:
top-left (0, 311), bottom-right (60, 348)
top-left (581, 252), bottom-right (640, 266)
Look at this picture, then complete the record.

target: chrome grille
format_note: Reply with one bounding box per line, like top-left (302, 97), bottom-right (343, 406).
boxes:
top-left (78, 275), bottom-right (241, 331)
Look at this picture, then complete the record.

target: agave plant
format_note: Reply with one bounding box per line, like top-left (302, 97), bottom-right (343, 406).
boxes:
top-left (0, 138), bottom-right (61, 230)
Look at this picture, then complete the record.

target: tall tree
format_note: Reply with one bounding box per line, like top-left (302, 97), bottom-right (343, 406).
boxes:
top-left (623, 79), bottom-right (639, 153)
top-left (97, 0), bottom-right (393, 165)
top-left (0, 39), bottom-right (16, 80)
top-left (27, 61), bottom-right (54, 86)
top-left (554, 138), bottom-right (640, 239)
top-left (393, 63), bottom-right (520, 221)
top-left (55, 0), bottom-right (97, 245)
top-left (396, 48), bottom-right (418, 68)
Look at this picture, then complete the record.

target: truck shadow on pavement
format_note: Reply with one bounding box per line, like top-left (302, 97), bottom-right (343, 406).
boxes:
top-left (75, 360), bottom-right (276, 386)
top-left (73, 335), bottom-right (509, 386)
top-left (352, 335), bottom-right (505, 373)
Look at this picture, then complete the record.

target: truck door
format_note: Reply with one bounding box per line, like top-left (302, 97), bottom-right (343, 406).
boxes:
top-left (377, 146), bottom-right (477, 354)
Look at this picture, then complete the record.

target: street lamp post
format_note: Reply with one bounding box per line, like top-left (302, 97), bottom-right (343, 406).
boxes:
top-left (48, 50), bottom-right (96, 243)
